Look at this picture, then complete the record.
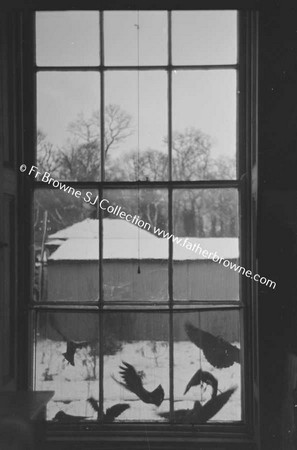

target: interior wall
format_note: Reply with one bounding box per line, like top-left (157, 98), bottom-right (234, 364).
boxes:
top-left (258, 1), bottom-right (297, 449)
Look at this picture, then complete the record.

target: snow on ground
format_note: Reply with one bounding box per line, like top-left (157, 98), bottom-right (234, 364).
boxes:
top-left (35, 339), bottom-right (241, 422)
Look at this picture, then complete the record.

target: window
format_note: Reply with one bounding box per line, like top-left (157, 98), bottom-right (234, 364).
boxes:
top-left (29, 9), bottom-right (256, 438)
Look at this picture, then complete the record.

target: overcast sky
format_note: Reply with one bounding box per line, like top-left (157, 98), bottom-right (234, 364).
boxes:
top-left (36, 11), bottom-right (237, 160)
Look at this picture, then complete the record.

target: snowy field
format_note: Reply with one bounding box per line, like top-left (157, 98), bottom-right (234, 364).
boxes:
top-left (35, 339), bottom-right (241, 422)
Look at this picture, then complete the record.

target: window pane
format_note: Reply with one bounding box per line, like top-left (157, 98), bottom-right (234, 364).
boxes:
top-left (172, 11), bottom-right (237, 65)
top-left (105, 71), bottom-right (167, 181)
top-left (172, 70), bottom-right (237, 180)
top-left (36, 12), bottom-right (100, 67)
top-left (173, 189), bottom-right (239, 301)
top-left (34, 312), bottom-right (99, 421)
top-left (103, 312), bottom-right (169, 421)
top-left (104, 11), bottom-right (167, 66)
top-left (34, 189), bottom-right (99, 302)
top-left (173, 310), bottom-right (242, 423)
top-left (103, 189), bottom-right (168, 301)
top-left (37, 72), bottom-right (100, 181)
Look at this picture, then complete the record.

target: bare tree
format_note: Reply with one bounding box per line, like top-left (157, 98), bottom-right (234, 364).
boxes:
top-left (110, 128), bottom-right (237, 236)
top-left (36, 109), bottom-right (237, 238)
top-left (37, 129), bottom-right (61, 176)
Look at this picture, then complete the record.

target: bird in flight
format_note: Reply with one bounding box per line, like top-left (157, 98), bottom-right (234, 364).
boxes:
top-left (185, 322), bottom-right (240, 369)
top-left (87, 397), bottom-right (130, 422)
top-left (48, 314), bottom-right (95, 366)
top-left (113, 361), bottom-right (164, 407)
top-left (159, 387), bottom-right (237, 423)
top-left (184, 369), bottom-right (218, 399)
top-left (62, 340), bottom-right (90, 366)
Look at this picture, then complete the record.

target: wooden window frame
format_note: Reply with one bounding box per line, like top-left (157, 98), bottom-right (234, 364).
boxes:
top-left (17, 6), bottom-right (259, 449)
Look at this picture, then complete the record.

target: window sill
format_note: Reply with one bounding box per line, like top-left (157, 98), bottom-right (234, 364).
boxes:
top-left (46, 423), bottom-right (258, 450)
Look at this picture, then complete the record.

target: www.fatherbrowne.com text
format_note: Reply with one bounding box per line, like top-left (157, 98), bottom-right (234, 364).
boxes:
top-left (21, 165), bottom-right (276, 290)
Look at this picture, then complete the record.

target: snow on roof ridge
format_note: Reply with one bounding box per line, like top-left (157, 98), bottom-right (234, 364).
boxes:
top-left (48, 217), bottom-right (156, 241)
top-left (49, 236), bottom-right (239, 261)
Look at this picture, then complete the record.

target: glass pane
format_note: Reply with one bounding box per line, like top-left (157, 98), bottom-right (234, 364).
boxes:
top-left (103, 312), bottom-right (169, 421)
top-left (37, 72), bottom-right (100, 181)
top-left (34, 312), bottom-right (99, 421)
top-left (103, 189), bottom-right (168, 301)
top-left (172, 11), bottom-right (237, 65)
top-left (173, 189), bottom-right (239, 301)
top-left (104, 11), bottom-right (167, 66)
top-left (34, 189), bottom-right (99, 302)
top-left (172, 70), bottom-right (237, 180)
top-left (36, 12), bottom-right (100, 67)
top-left (173, 310), bottom-right (242, 423)
top-left (105, 71), bottom-right (167, 181)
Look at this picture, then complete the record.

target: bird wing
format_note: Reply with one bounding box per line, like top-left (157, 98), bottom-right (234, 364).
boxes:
top-left (87, 397), bottom-right (99, 412)
top-left (62, 342), bottom-right (76, 366)
top-left (184, 369), bottom-right (202, 395)
top-left (185, 321), bottom-right (240, 368)
top-left (184, 369), bottom-right (218, 398)
top-left (200, 370), bottom-right (218, 398)
top-left (119, 362), bottom-right (144, 396)
top-left (105, 404), bottom-right (130, 421)
top-left (158, 409), bottom-right (188, 421)
top-left (116, 362), bottom-right (164, 406)
top-left (199, 387), bottom-right (237, 423)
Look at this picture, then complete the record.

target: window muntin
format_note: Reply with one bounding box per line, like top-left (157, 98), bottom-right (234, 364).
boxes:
top-left (33, 10), bottom-right (247, 426)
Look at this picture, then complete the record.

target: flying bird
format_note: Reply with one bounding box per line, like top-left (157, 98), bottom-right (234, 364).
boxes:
top-left (197, 387), bottom-right (236, 423)
top-left (113, 361), bottom-right (164, 407)
top-left (184, 369), bottom-right (218, 398)
top-left (48, 314), bottom-right (94, 366)
top-left (62, 340), bottom-right (89, 366)
top-left (87, 397), bottom-right (130, 422)
top-left (159, 387), bottom-right (236, 423)
top-left (158, 400), bottom-right (203, 423)
top-left (185, 322), bottom-right (240, 369)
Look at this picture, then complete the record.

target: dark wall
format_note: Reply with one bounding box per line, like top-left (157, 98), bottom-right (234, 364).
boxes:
top-left (258, 1), bottom-right (297, 449)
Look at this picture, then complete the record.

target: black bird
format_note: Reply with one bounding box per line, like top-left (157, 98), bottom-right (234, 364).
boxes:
top-left (185, 322), bottom-right (240, 368)
top-left (105, 404), bottom-right (130, 422)
top-left (62, 340), bottom-right (89, 366)
top-left (158, 401), bottom-right (203, 423)
top-left (48, 314), bottom-right (93, 366)
top-left (113, 361), bottom-right (164, 407)
top-left (184, 369), bottom-right (218, 398)
top-left (159, 387), bottom-right (236, 423)
top-left (87, 397), bottom-right (130, 422)
top-left (197, 387), bottom-right (236, 423)
top-left (53, 411), bottom-right (90, 422)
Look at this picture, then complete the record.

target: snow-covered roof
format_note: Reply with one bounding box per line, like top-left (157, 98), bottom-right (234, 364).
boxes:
top-left (49, 236), bottom-right (239, 261)
top-left (48, 218), bottom-right (238, 261)
top-left (48, 218), bottom-right (156, 241)
top-left (46, 239), bottom-right (65, 246)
